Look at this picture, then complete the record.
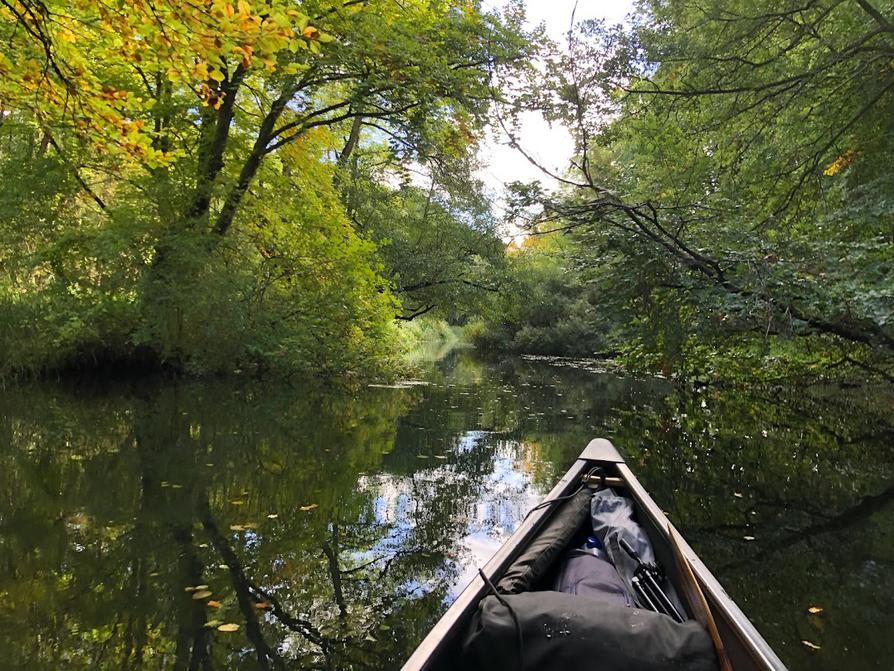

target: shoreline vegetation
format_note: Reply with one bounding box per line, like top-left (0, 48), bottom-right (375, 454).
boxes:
top-left (1, 1), bottom-right (891, 387)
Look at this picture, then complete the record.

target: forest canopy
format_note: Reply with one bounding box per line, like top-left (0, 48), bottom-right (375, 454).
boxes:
top-left (0, 0), bottom-right (528, 377)
top-left (472, 0), bottom-right (894, 380)
top-left (1, 0), bottom-right (892, 382)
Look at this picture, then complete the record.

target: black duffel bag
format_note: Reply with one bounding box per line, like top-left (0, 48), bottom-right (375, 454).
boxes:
top-left (463, 590), bottom-right (717, 671)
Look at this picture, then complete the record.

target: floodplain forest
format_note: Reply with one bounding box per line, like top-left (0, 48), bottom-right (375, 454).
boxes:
top-left (0, 0), bottom-right (891, 383)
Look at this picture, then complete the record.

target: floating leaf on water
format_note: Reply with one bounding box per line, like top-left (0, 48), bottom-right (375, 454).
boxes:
top-left (204, 619), bottom-right (222, 628)
top-left (170, 484), bottom-right (183, 489)
top-left (743, 536), bottom-right (756, 541)
top-left (192, 590), bottom-right (213, 600)
top-left (198, 543), bottom-right (209, 548)
top-left (733, 492), bottom-right (744, 498)
top-left (417, 454), bottom-right (429, 458)
top-left (230, 499), bottom-right (244, 506)
top-left (299, 504), bottom-right (318, 512)
top-left (208, 600), bottom-right (222, 608)
top-left (267, 514), bottom-right (278, 519)
top-left (149, 572), bottom-right (160, 577)
top-left (802, 640), bottom-right (821, 651)
top-left (808, 606), bottom-right (824, 614)
top-left (185, 586), bottom-right (197, 592)
top-left (218, 564), bottom-right (229, 570)
top-left (434, 455), bottom-right (448, 459)
top-left (217, 623), bottom-right (240, 632)
top-left (364, 634), bottom-right (377, 642)
top-left (206, 463), bottom-right (214, 467)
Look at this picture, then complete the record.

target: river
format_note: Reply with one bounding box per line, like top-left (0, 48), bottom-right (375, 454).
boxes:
top-left (1, 350), bottom-right (891, 669)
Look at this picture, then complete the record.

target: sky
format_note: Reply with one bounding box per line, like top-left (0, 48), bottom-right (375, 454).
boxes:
top-left (477, 0), bottom-right (634, 205)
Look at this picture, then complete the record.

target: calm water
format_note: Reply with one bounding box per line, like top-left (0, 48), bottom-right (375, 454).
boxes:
top-left (1, 351), bottom-right (891, 670)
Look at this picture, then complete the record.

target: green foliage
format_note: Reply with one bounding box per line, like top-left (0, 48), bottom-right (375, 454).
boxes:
top-left (0, 0), bottom-right (532, 378)
top-left (469, 235), bottom-right (617, 356)
top-left (493, 0), bottom-right (894, 378)
top-left (346, 148), bottom-right (507, 321)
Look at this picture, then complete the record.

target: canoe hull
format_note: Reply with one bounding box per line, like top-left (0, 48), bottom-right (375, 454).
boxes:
top-left (401, 438), bottom-right (787, 671)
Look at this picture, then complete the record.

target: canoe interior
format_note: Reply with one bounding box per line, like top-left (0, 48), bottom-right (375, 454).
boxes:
top-left (401, 439), bottom-right (787, 671)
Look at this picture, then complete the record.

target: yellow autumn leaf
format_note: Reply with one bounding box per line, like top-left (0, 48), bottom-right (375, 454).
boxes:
top-left (218, 623), bottom-right (240, 632)
top-left (808, 606), bottom-right (823, 614)
top-left (58, 28), bottom-right (78, 43)
top-left (823, 149), bottom-right (857, 176)
top-left (802, 640), bottom-right (821, 651)
top-left (207, 600), bottom-right (223, 608)
top-left (299, 503), bottom-right (318, 511)
top-left (209, 69), bottom-right (225, 82)
top-left (192, 589), bottom-right (213, 600)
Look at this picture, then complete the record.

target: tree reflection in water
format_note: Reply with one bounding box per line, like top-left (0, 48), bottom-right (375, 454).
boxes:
top-left (0, 351), bottom-right (891, 670)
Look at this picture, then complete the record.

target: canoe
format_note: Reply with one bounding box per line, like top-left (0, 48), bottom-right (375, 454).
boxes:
top-left (401, 438), bottom-right (787, 671)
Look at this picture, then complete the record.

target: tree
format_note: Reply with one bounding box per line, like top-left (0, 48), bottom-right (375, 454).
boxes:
top-left (0, 0), bottom-right (531, 376)
top-left (502, 0), bottom-right (894, 376)
top-left (345, 146), bottom-right (507, 321)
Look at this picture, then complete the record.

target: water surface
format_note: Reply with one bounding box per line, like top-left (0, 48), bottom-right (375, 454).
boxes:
top-left (1, 351), bottom-right (891, 669)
